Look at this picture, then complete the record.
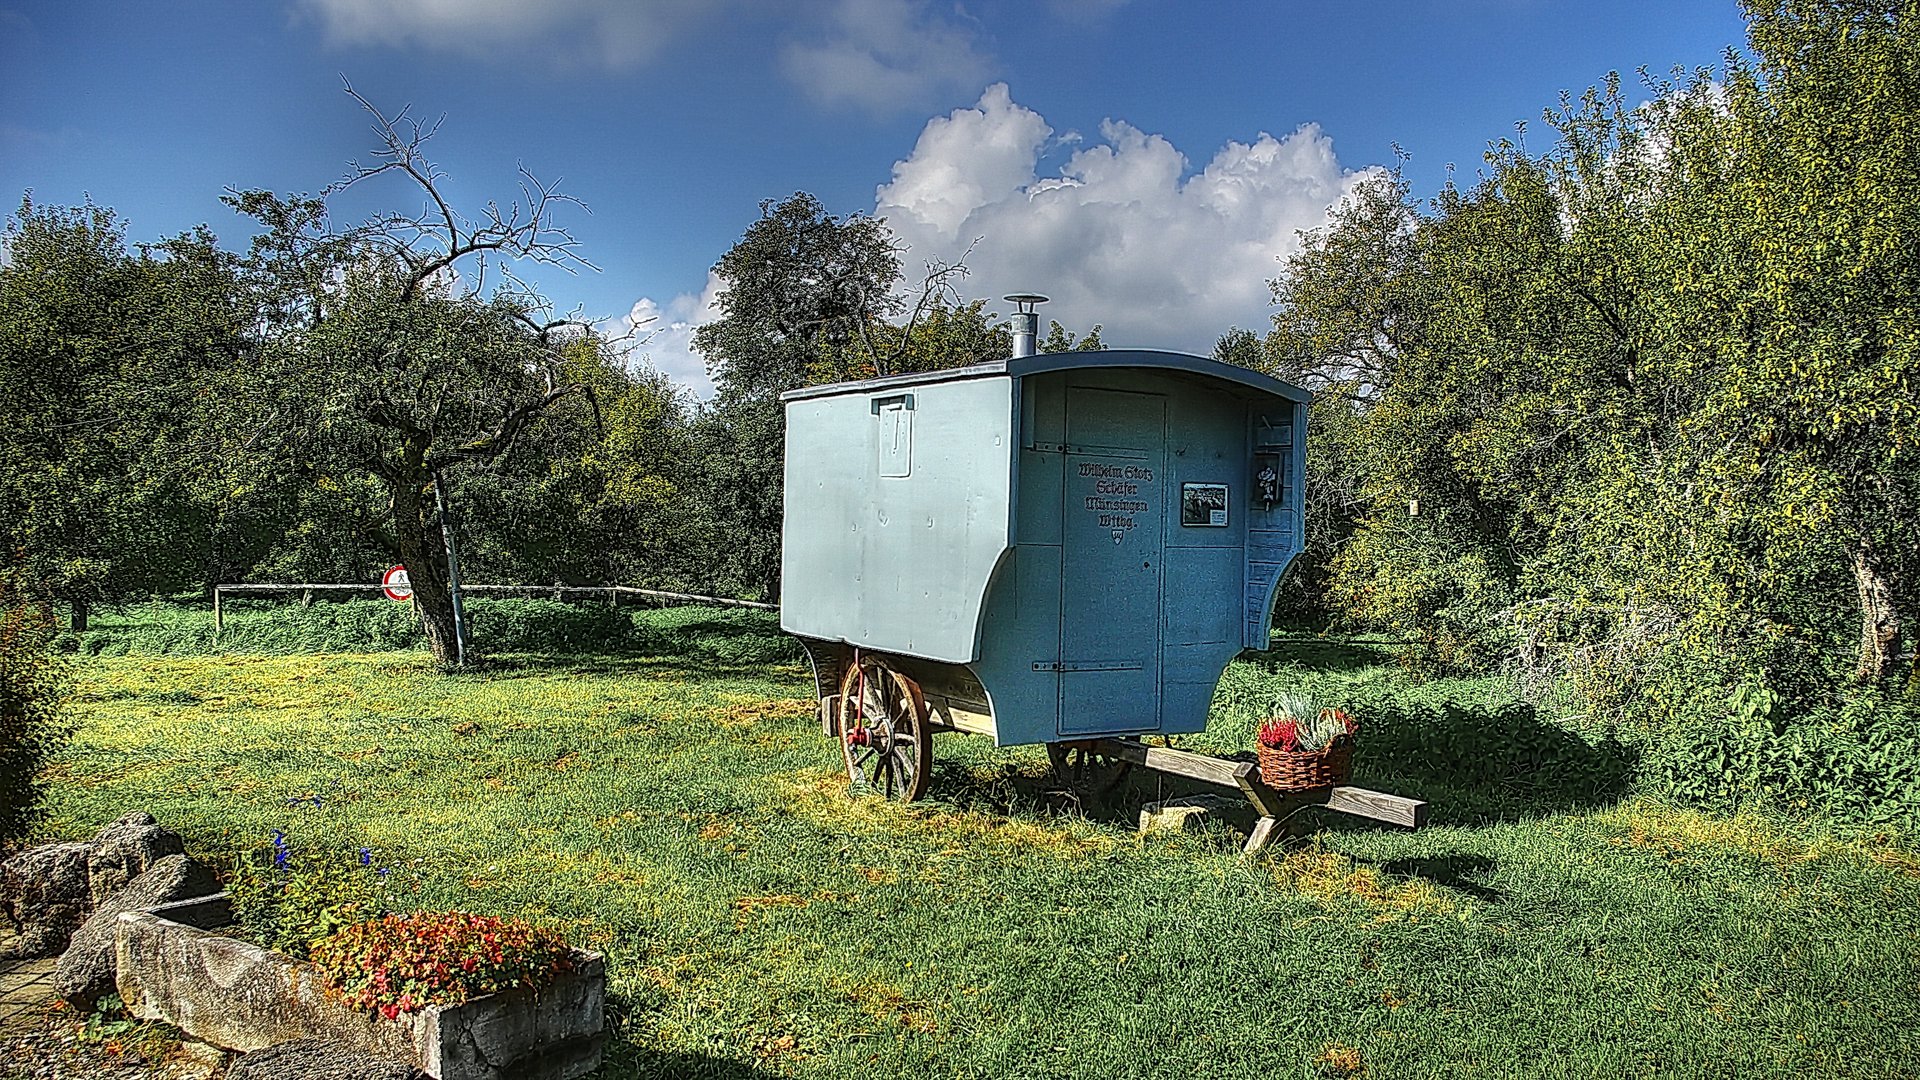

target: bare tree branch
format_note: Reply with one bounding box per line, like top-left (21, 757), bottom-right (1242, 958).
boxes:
top-left (426, 384), bottom-right (581, 472)
top-left (328, 79), bottom-right (600, 302)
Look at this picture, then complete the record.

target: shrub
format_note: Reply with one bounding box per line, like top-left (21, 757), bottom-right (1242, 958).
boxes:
top-left (309, 911), bottom-right (576, 1020)
top-left (1644, 681), bottom-right (1920, 830)
top-left (227, 832), bottom-right (389, 958)
top-left (0, 589), bottom-right (73, 846)
top-left (59, 596), bottom-right (808, 663)
top-left (210, 598), bottom-right (424, 654)
top-left (459, 597), bottom-right (635, 653)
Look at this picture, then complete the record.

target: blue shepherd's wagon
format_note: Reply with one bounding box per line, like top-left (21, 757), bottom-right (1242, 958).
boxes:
top-left (780, 303), bottom-right (1424, 850)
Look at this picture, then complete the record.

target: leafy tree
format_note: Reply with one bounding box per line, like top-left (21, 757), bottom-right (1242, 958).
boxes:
top-left (1666, 0), bottom-right (1920, 685)
top-left (688, 193), bottom-right (909, 600)
top-left (1212, 327), bottom-right (1261, 368)
top-left (818, 294), bottom-right (1014, 380)
top-left (0, 198), bottom-right (256, 628)
top-left (246, 471), bottom-right (391, 585)
top-left (229, 89), bottom-right (614, 667)
top-left (1038, 319), bottom-right (1106, 353)
top-left (450, 349), bottom-right (689, 589)
top-left (1265, 0), bottom-right (1920, 712)
top-left (694, 193), bottom-right (903, 403)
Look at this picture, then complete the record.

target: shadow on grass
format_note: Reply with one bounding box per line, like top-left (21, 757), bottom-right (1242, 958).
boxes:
top-left (596, 1042), bottom-right (783, 1079)
top-left (1345, 696), bottom-right (1638, 827)
top-left (475, 653), bottom-right (804, 682)
top-left (925, 757), bottom-right (1270, 842)
top-left (926, 695), bottom-right (1637, 843)
top-left (466, 612), bottom-right (804, 677)
top-left (1378, 854), bottom-right (1505, 903)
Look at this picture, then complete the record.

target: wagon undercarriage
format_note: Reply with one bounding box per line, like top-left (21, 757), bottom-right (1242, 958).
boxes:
top-left (814, 647), bottom-right (1426, 854)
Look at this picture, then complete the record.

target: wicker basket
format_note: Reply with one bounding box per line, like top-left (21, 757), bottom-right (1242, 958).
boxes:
top-left (1257, 739), bottom-right (1354, 792)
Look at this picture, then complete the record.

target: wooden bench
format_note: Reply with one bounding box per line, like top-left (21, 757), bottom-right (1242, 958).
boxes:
top-left (1085, 738), bottom-right (1428, 853)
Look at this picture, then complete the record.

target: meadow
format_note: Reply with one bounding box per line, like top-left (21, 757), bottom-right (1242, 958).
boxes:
top-left (34, 602), bottom-right (1920, 1079)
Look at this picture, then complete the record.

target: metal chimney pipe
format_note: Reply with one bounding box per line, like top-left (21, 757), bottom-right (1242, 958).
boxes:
top-left (1005, 293), bottom-right (1049, 358)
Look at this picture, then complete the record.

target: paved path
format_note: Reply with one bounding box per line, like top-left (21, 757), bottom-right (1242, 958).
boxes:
top-left (1, 926), bottom-right (58, 1034)
top-left (0, 950), bottom-right (58, 1033)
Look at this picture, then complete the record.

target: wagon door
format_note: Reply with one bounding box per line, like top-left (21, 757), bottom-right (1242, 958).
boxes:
top-left (1057, 387), bottom-right (1166, 735)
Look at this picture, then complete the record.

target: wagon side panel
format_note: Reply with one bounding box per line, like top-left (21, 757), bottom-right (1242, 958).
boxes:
top-left (779, 378), bottom-right (1016, 664)
top-left (972, 373), bottom-right (1068, 746)
top-left (1242, 397), bottom-right (1308, 650)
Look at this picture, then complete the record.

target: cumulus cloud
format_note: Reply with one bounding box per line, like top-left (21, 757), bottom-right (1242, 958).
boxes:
top-left (626, 84), bottom-right (1379, 400)
top-left (299, 0), bottom-right (990, 103)
top-left (616, 272), bottom-right (724, 400)
top-left (876, 84), bottom-right (1383, 353)
top-left (779, 0), bottom-right (993, 114)
top-left (294, 0), bottom-right (724, 67)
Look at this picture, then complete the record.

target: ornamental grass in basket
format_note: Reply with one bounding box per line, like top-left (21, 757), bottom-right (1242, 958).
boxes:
top-left (1254, 693), bottom-right (1357, 792)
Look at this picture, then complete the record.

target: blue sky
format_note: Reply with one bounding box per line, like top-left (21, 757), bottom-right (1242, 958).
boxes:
top-left (2, 1), bottom-right (1751, 396)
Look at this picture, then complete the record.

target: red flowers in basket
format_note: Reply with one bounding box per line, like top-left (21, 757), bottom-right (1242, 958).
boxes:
top-left (1256, 716), bottom-right (1300, 752)
top-left (1254, 696), bottom-right (1359, 791)
top-left (1256, 695), bottom-right (1357, 754)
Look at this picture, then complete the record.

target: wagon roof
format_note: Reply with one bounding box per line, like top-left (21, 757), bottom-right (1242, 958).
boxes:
top-left (779, 348), bottom-right (1311, 404)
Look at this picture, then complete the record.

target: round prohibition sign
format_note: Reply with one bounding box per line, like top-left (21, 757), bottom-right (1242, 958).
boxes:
top-left (381, 565), bottom-right (413, 602)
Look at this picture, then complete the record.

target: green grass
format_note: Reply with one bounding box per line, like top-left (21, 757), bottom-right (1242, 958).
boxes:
top-left (35, 612), bottom-right (1920, 1079)
top-left (64, 597), bottom-right (801, 664)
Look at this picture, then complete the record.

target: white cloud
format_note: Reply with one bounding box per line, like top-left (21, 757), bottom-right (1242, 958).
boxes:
top-left (872, 83), bottom-right (1049, 236)
top-left (626, 85), bottom-right (1377, 400)
top-left (616, 272), bottom-right (724, 401)
top-left (779, 0), bottom-right (993, 114)
top-left (299, 0), bottom-right (991, 104)
top-left (876, 85), bottom-right (1384, 353)
top-left (296, 0), bottom-right (727, 68)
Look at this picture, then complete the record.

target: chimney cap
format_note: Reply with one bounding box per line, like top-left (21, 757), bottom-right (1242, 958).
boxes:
top-left (1003, 293), bottom-right (1050, 310)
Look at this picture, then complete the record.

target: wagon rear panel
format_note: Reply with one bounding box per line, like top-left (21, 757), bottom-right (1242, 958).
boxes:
top-left (779, 375), bottom-right (1016, 664)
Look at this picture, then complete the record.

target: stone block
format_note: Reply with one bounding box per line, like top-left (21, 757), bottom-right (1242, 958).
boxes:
top-left (0, 841), bottom-right (94, 959)
top-left (56, 854), bottom-right (219, 1007)
top-left (0, 810), bottom-right (183, 961)
top-left (87, 810), bottom-right (186, 904)
top-left (1138, 795), bottom-right (1239, 834)
top-left (116, 896), bottom-right (606, 1080)
top-left (228, 1038), bottom-right (424, 1080)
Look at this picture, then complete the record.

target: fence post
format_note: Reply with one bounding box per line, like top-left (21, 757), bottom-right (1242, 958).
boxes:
top-left (433, 473), bottom-right (470, 668)
top-left (213, 587), bottom-right (223, 633)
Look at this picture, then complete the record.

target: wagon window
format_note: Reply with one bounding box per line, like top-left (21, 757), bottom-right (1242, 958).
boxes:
top-left (873, 394), bottom-right (914, 477)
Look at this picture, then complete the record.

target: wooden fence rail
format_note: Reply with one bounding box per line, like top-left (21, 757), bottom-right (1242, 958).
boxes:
top-left (212, 583), bottom-right (775, 631)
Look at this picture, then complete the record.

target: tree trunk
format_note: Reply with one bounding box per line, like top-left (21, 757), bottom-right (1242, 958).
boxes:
top-left (1852, 536), bottom-right (1900, 683)
top-left (71, 597), bottom-right (89, 634)
top-left (388, 472), bottom-right (466, 668)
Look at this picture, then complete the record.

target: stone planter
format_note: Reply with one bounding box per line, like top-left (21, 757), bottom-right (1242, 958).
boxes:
top-left (115, 895), bottom-right (605, 1080)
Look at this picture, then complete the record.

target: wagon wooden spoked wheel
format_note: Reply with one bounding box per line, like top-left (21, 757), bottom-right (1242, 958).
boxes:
top-left (1046, 739), bottom-right (1136, 807)
top-left (838, 655), bottom-right (933, 802)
